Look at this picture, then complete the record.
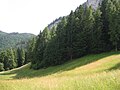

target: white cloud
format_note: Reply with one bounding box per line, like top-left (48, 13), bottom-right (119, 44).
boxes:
top-left (0, 0), bottom-right (87, 35)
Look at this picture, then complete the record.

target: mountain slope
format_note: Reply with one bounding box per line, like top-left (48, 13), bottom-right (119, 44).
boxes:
top-left (0, 31), bottom-right (35, 50)
top-left (47, 0), bottom-right (103, 30)
top-left (83, 0), bottom-right (103, 9)
top-left (0, 51), bottom-right (120, 90)
top-left (47, 17), bottom-right (62, 30)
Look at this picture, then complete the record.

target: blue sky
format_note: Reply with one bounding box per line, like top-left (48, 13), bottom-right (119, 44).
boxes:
top-left (0, 0), bottom-right (87, 35)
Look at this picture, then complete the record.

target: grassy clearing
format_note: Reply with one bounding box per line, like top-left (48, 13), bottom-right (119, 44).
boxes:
top-left (0, 51), bottom-right (120, 90)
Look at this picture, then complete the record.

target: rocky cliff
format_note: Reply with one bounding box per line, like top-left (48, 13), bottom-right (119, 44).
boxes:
top-left (83, 0), bottom-right (103, 9)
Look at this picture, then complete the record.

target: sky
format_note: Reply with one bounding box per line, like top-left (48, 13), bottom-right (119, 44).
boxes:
top-left (0, 0), bottom-right (87, 35)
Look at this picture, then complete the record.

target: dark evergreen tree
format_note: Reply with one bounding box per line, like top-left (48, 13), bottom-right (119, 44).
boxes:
top-left (55, 17), bottom-right (67, 63)
top-left (72, 5), bottom-right (87, 58)
top-left (32, 28), bottom-right (50, 69)
top-left (100, 0), bottom-right (113, 51)
top-left (107, 0), bottom-right (120, 51)
top-left (4, 49), bottom-right (16, 70)
top-left (24, 51), bottom-right (28, 64)
top-left (17, 48), bottom-right (25, 67)
top-left (13, 49), bottom-right (18, 67)
top-left (82, 6), bottom-right (94, 54)
top-left (90, 9), bottom-right (104, 53)
top-left (0, 51), bottom-right (5, 63)
top-left (66, 11), bottom-right (76, 60)
top-left (27, 38), bottom-right (36, 62)
top-left (3, 51), bottom-right (10, 70)
top-left (43, 17), bottom-right (67, 67)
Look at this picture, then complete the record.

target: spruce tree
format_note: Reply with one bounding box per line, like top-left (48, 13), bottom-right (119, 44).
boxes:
top-left (27, 38), bottom-right (36, 62)
top-left (6, 48), bottom-right (16, 69)
top-left (107, 0), bottom-right (120, 51)
top-left (17, 48), bottom-right (25, 67)
top-left (72, 5), bottom-right (87, 58)
top-left (82, 6), bottom-right (94, 54)
top-left (100, 0), bottom-right (113, 51)
top-left (66, 11), bottom-right (76, 60)
top-left (32, 28), bottom-right (50, 69)
top-left (91, 9), bottom-right (104, 53)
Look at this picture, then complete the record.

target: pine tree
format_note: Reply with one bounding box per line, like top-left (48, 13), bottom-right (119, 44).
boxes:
top-left (17, 48), bottom-right (25, 67)
top-left (21, 48), bottom-right (25, 65)
top-left (0, 51), bottom-right (6, 63)
top-left (6, 48), bottom-right (16, 69)
top-left (82, 6), bottom-right (94, 54)
top-left (27, 38), bottom-right (36, 62)
top-left (55, 17), bottom-right (67, 63)
top-left (43, 26), bottom-right (57, 67)
top-left (100, 0), bottom-right (113, 51)
top-left (32, 28), bottom-right (50, 69)
top-left (13, 49), bottom-right (18, 67)
top-left (4, 53), bottom-right (9, 70)
top-left (72, 5), bottom-right (87, 58)
top-left (66, 11), bottom-right (76, 60)
top-left (91, 9), bottom-right (104, 53)
top-left (107, 0), bottom-right (120, 51)
top-left (43, 17), bottom-right (67, 67)
top-left (24, 51), bottom-right (28, 64)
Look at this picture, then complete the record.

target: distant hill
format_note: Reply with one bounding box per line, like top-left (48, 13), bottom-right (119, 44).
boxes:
top-left (0, 31), bottom-right (35, 50)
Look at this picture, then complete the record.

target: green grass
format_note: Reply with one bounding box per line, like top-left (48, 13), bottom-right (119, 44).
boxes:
top-left (0, 51), bottom-right (120, 90)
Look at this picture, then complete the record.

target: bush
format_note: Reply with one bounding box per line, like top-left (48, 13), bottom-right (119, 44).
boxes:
top-left (0, 63), bottom-right (4, 71)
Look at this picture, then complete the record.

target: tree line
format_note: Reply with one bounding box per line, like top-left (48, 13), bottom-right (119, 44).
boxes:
top-left (30, 0), bottom-right (120, 69)
top-left (0, 48), bottom-right (27, 71)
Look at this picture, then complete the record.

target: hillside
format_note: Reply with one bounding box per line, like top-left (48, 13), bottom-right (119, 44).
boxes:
top-left (0, 31), bottom-right (35, 50)
top-left (47, 0), bottom-right (103, 30)
top-left (83, 0), bottom-right (103, 9)
top-left (47, 17), bottom-right (62, 30)
top-left (31, 0), bottom-right (120, 70)
top-left (0, 52), bottom-right (120, 90)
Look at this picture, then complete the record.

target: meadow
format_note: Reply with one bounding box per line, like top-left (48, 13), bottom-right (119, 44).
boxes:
top-left (0, 51), bottom-right (120, 90)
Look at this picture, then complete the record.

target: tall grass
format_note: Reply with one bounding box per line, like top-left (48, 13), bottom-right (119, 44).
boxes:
top-left (0, 51), bottom-right (120, 90)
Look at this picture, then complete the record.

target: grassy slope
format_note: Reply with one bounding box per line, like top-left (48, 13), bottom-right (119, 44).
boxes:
top-left (0, 51), bottom-right (120, 90)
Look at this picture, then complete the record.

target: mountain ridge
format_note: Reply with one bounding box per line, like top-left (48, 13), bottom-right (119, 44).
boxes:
top-left (47, 0), bottom-right (103, 30)
top-left (83, 0), bottom-right (103, 9)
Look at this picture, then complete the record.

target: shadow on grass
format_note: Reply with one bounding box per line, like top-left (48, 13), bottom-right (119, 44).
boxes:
top-left (108, 63), bottom-right (120, 71)
top-left (0, 51), bottom-right (120, 79)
